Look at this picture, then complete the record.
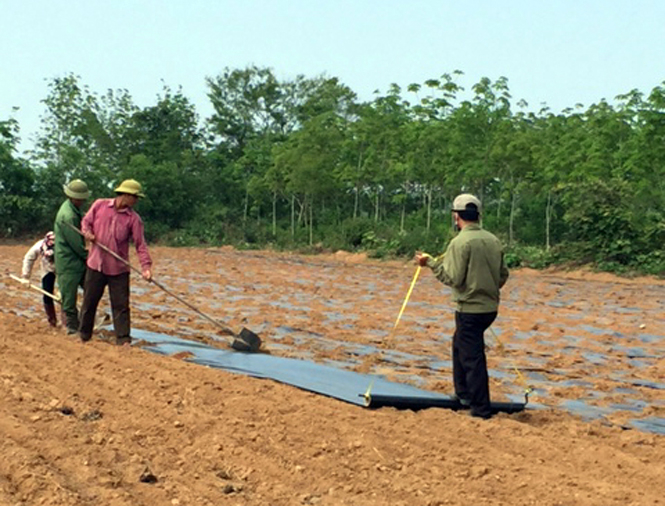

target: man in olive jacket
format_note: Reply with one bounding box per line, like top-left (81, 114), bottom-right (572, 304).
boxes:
top-left (54, 179), bottom-right (90, 334)
top-left (416, 193), bottom-right (509, 419)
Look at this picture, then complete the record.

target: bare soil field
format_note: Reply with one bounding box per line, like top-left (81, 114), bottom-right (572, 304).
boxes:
top-left (1, 244), bottom-right (663, 506)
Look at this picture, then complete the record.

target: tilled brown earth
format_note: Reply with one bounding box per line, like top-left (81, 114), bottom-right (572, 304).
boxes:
top-left (1, 244), bottom-right (663, 505)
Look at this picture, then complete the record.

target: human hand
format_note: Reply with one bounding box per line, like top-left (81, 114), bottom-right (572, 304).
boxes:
top-left (142, 269), bottom-right (152, 281)
top-left (19, 277), bottom-right (31, 286)
top-left (83, 230), bottom-right (95, 242)
top-left (414, 252), bottom-right (432, 267)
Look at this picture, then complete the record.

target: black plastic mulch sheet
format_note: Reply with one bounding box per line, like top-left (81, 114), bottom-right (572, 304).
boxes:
top-left (129, 328), bottom-right (527, 414)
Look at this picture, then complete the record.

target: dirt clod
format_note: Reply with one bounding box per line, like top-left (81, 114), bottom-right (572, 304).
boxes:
top-left (139, 468), bottom-right (158, 484)
top-left (81, 409), bottom-right (103, 422)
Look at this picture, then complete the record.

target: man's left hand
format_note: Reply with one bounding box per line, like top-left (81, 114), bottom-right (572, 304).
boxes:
top-left (415, 252), bottom-right (432, 267)
top-left (142, 269), bottom-right (152, 281)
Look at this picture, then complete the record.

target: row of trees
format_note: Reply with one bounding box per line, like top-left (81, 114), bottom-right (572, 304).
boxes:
top-left (2, 68), bottom-right (664, 274)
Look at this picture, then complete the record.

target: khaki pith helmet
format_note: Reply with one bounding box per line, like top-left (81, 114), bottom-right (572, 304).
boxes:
top-left (63, 179), bottom-right (90, 200)
top-left (452, 193), bottom-right (482, 213)
top-left (114, 179), bottom-right (145, 198)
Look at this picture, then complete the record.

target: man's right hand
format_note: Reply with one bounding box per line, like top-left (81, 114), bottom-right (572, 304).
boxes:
top-left (19, 277), bottom-right (31, 286)
top-left (415, 252), bottom-right (433, 267)
top-left (83, 230), bottom-right (95, 242)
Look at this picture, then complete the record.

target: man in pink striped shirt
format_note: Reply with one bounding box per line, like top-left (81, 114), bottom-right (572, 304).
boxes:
top-left (78, 179), bottom-right (152, 345)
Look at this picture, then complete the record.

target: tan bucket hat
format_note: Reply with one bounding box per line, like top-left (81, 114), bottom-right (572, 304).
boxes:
top-left (63, 179), bottom-right (90, 200)
top-left (452, 193), bottom-right (482, 213)
top-left (114, 179), bottom-right (145, 198)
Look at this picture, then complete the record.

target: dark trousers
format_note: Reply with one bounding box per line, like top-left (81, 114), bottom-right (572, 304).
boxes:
top-left (79, 268), bottom-right (130, 342)
top-left (452, 311), bottom-right (497, 418)
top-left (42, 272), bottom-right (57, 326)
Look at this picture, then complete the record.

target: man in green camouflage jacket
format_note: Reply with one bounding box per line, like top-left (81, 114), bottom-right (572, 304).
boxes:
top-left (416, 193), bottom-right (509, 419)
top-left (54, 179), bottom-right (90, 334)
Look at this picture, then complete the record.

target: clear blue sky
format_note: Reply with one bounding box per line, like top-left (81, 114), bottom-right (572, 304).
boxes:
top-left (3, 0), bottom-right (664, 153)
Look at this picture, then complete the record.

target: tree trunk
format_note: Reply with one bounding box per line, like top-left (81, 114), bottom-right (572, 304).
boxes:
top-left (243, 187), bottom-right (249, 225)
top-left (309, 199), bottom-right (314, 246)
top-left (378, 146), bottom-right (387, 223)
top-left (354, 147), bottom-right (363, 219)
top-left (426, 186), bottom-right (433, 234)
top-left (545, 190), bottom-right (552, 251)
top-left (353, 183), bottom-right (359, 219)
top-left (272, 191), bottom-right (277, 237)
top-left (297, 197), bottom-right (305, 227)
top-left (291, 194), bottom-right (295, 239)
top-left (509, 179), bottom-right (517, 245)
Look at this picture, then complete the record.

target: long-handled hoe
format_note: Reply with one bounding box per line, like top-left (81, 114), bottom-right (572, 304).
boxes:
top-left (66, 224), bottom-right (262, 352)
top-left (6, 272), bottom-right (110, 331)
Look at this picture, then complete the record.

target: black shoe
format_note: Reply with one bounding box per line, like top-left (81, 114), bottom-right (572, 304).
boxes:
top-left (452, 395), bottom-right (471, 409)
top-left (79, 333), bottom-right (92, 342)
top-left (66, 327), bottom-right (78, 335)
top-left (115, 336), bottom-right (132, 346)
top-left (470, 410), bottom-right (493, 420)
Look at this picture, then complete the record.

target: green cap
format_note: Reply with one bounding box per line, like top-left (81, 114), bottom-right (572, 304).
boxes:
top-left (63, 179), bottom-right (90, 200)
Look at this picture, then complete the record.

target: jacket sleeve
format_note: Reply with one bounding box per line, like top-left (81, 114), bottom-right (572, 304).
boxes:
top-left (442, 241), bottom-right (469, 289)
top-left (499, 252), bottom-right (509, 288)
top-left (21, 241), bottom-right (42, 278)
top-left (428, 241), bottom-right (468, 289)
top-left (427, 254), bottom-right (446, 283)
top-left (59, 207), bottom-right (88, 262)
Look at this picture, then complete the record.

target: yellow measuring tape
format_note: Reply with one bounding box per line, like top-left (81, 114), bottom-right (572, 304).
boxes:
top-left (369, 256), bottom-right (532, 405)
top-left (391, 253), bottom-right (439, 333)
top-left (392, 265), bottom-right (421, 331)
top-left (489, 326), bottom-right (533, 399)
top-left (369, 262), bottom-right (426, 401)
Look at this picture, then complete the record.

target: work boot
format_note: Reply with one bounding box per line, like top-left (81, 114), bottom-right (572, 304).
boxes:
top-left (44, 303), bottom-right (58, 327)
top-left (469, 401), bottom-right (493, 420)
top-left (470, 410), bottom-right (493, 420)
top-left (61, 310), bottom-right (79, 334)
top-left (115, 335), bottom-right (132, 346)
top-left (67, 314), bottom-right (80, 335)
top-left (451, 395), bottom-right (471, 409)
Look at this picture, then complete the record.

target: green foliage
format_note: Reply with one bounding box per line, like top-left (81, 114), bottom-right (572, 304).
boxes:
top-left (561, 178), bottom-right (641, 264)
top-left (634, 251), bottom-right (665, 277)
top-left (312, 217), bottom-right (452, 259)
top-left (0, 117), bottom-right (44, 236)
top-left (0, 195), bottom-right (43, 237)
top-left (504, 244), bottom-right (555, 269)
top-left (3, 70), bottom-right (665, 277)
top-left (120, 155), bottom-right (198, 229)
